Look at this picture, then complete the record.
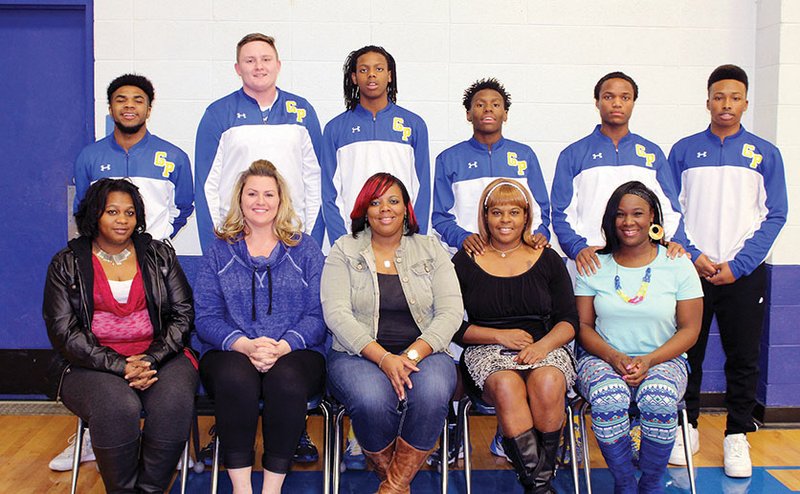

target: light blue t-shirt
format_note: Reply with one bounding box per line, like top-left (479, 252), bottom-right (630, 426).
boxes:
top-left (575, 245), bottom-right (702, 357)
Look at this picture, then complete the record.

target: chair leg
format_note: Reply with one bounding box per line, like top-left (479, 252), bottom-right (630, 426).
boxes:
top-left (320, 402), bottom-right (332, 494)
top-left (440, 419), bottom-right (448, 494)
top-left (69, 417), bottom-right (85, 494)
top-left (331, 406), bottom-right (346, 494)
top-left (211, 434), bottom-right (220, 494)
top-left (461, 399), bottom-right (473, 494)
top-left (681, 408), bottom-right (697, 494)
top-left (579, 401), bottom-right (593, 494)
top-left (566, 404), bottom-right (580, 494)
top-left (179, 440), bottom-right (189, 494)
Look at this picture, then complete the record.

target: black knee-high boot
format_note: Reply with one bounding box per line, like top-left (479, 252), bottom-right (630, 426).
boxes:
top-left (533, 430), bottom-right (561, 494)
top-left (502, 428), bottom-right (542, 494)
top-left (93, 437), bottom-right (140, 493)
top-left (135, 435), bottom-right (186, 493)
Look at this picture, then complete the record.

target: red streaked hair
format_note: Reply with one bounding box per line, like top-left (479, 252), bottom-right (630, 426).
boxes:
top-left (349, 173), bottom-right (419, 237)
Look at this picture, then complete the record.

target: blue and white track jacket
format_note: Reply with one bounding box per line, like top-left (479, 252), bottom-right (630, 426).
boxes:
top-left (551, 125), bottom-right (687, 260)
top-left (73, 131), bottom-right (194, 241)
top-left (669, 126), bottom-right (787, 279)
top-left (321, 102), bottom-right (430, 241)
top-left (195, 88), bottom-right (324, 252)
top-left (432, 136), bottom-right (550, 253)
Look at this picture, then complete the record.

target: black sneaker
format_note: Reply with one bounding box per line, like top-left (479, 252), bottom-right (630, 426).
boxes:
top-left (292, 428), bottom-right (319, 463)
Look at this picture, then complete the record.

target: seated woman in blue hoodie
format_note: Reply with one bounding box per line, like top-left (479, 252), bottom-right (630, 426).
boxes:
top-left (195, 159), bottom-right (327, 494)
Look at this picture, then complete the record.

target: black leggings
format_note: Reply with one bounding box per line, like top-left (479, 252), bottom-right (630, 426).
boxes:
top-left (61, 354), bottom-right (198, 448)
top-left (200, 349), bottom-right (326, 473)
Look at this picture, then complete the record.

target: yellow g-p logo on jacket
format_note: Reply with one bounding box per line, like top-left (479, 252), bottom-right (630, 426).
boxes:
top-left (392, 117), bottom-right (412, 142)
top-left (153, 152), bottom-right (175, 178)
top-left (507, 152), bottom-right (527, 176)
top-left (286, 101), bottom-right (306, 123)
top-left (742, 144), bottom-right (762, 169)
top-left (635, 144), bottom-right (656, 168)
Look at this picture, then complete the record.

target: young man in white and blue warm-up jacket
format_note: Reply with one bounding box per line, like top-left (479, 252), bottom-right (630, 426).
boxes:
top-left (550, 71), bottom-right (688, 278)
top-left (73, 74), bottom-right (194, 241)
top-left (194, 34), bottom-right (324, 252)
top-left (321, 45), bottom-right (430, 242)
top-left (667, 65), bottom-right (787, 477)
top-left (433, 78), bottom-right (550, 255)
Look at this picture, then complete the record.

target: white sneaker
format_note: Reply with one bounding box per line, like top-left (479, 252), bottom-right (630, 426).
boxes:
top-left (723, 433), bottom-right (752, 478)
top-left (49, 431), bottom-right (96, 471)
top-left (668, 424), bottom-right (699, 465)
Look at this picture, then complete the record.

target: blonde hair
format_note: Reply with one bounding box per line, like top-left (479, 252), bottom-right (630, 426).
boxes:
top-left (477, 178), bottom-right (537, 248)
top-left (216, 160), bottom-right (302, 246)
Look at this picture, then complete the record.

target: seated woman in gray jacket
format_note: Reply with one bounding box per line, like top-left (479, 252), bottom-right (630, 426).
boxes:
top-left (321, 173), bottom-right (463, 493)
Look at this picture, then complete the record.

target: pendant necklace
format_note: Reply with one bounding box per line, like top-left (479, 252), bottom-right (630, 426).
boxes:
top-left (95, 247), bottom-right (132, 266)
top-left (488, 240), bottom-right (523, 258)
top-left (383, 260), bottom-right (391, 269)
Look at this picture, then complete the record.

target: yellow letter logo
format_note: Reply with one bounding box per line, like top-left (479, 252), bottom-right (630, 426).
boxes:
top-left (153, 151), bottom-right (175, 178)
top-left (286, 101), bottom-right (306, 123)
top-left (635, 144), bottom-right (656, 168)
top-left (392, 117), bottom-right (412, 142)
top-left (507, 152), bottom-right (527, 176)
top-left (742, 144), bottom-right (762, 169)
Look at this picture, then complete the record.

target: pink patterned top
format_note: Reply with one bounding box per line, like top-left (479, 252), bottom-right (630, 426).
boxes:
top-left (91, 256), bottom-right (153, 356)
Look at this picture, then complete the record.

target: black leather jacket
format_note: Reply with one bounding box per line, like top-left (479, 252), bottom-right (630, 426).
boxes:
top-left (43, 233), bottom-right (194, 399)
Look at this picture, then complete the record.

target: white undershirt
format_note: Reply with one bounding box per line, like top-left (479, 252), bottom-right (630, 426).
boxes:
top-left (107, 279), bottom-right (133, 304)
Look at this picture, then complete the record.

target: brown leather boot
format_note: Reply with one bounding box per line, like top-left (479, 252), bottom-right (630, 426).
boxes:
top-left (378, 437), bottom-right (433, 494)
top-left (363, 439), bottom-right (396, 482)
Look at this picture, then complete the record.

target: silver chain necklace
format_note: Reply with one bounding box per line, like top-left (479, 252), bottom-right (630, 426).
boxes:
top-left (488, 240), bottom-right (524, 258)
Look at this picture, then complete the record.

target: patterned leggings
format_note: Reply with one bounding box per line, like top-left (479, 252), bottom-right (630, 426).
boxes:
top-left (576, 355), bottom-right (688, 446)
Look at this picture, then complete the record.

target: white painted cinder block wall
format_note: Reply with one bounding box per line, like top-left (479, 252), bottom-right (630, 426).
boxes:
top-left (92, 0), bottom-right (796, 260)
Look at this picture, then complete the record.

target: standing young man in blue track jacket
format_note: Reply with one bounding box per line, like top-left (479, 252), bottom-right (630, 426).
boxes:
top-left (194, 33), bottom-right (324, 253)
top-left (433, 78), bottom-right (550, 255)
top-left (73, 74), bottom-right (194, 241)
top-left (667, 64), bottom-right (787, 478)
top-left (321, 45), bottom-right (431, 241)
top-left (550, 71), bottom-right (688, 278)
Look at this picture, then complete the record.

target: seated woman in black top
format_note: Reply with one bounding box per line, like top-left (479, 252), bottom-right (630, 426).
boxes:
top-left (452, 178), bottom-right (577, 494)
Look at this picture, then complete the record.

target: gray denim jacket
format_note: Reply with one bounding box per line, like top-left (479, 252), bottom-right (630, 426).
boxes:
top-left (321, 230), bottom-right (464, 355)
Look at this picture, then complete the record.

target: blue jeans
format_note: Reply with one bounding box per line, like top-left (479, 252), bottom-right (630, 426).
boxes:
top-left (327, 350), bottom-right (456, 452)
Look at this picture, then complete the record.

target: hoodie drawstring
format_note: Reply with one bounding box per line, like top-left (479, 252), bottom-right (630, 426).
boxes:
top-left (251, 269), bottom-right (257, 321)
top-left (251, 265), bottom-right (273, 320)
top-left (266, 265), bottom-right (273, 315)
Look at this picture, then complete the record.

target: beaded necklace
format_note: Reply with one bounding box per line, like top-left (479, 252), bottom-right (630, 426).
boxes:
top-left (614, 266), bottom-right (652, 304)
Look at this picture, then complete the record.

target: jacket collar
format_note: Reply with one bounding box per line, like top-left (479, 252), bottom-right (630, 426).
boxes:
top-left (703, 124), bottom-right (746, 144)
top-left (468, 136), bottom-right (506, 152)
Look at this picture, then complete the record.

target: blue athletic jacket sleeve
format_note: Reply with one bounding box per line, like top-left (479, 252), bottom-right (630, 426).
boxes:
top-left (550, 146), bottom-right (587, 260)
top-left (73, 147), bottom-right (92, 213)
top-left (171, 148), bottom-right (194, 237)
top-left (412, 120), bottom-right (431, 235)
top-left (526, 151), bottom-right (551, 240)
top-left (302, 105), bottom-right (327, 245)
top-left (194, 108), bottom-right (224, 253)
top-left (730, 145), bottom-right (787, 278)
top-left (651, 147), bottom-right (690, 249)
top-left (432, 151), bottom-right (471, 249)
top-left (320, 119), bottom-right (348, 241)
top-left (667, 143), bottom-right (703, 261)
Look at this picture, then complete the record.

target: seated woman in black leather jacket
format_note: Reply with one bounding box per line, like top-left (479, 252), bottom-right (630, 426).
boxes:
top-left (43, 178), bottom-right (197, 493)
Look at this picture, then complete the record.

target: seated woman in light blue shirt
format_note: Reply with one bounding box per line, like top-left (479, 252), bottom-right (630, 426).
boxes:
top-left (575, 181), bottom-right (702, 494)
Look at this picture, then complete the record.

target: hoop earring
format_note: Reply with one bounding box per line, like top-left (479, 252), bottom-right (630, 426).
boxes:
top-left (648, 223), bottom-right (664, 241)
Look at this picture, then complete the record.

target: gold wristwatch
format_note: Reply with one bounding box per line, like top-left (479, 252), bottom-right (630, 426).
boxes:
top-left (403, 349), bottom-right (421, 364)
